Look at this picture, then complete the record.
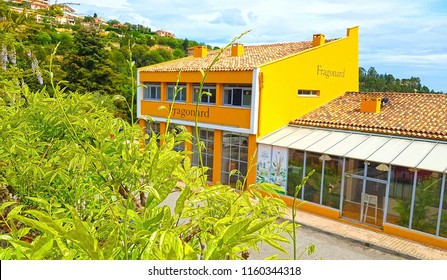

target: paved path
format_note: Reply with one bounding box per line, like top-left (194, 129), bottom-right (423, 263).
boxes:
top-left (284, 207), bottom-right (447, 260)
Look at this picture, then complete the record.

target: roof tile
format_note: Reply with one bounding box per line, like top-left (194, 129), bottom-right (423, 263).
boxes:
top-left (290, 92), bottom-right (447, 141)
top-left (139, 41), bottom-right (323, 72)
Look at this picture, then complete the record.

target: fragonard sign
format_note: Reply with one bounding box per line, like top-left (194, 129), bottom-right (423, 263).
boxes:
top-left (141, 101), bottom-right (251, 129)
top-left (316, 65), bottom-right (345, 79)
top-left (169, 105), bottom-right (210, 118)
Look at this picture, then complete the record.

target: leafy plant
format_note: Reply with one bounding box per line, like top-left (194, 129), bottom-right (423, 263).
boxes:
top-left (0, 32), bottom-right (312, 260)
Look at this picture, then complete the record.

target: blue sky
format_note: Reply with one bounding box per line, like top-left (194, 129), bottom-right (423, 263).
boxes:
top-left (67, 0), bottom-right (447, 92)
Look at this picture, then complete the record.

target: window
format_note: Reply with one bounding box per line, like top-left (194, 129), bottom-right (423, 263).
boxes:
top-left (298, 89), bottom-right (320, 96)
top-left (221, 131), bottom-right (249, 184)
top-left (167, 83), bottom-right (186, 102)
top-left (192, 128), bottom-right (214, 181)
top-left (167, 124), bottom-right (186, 152)
top-left (411, 172), bottom-right (442, 235)
top-left (287, 149), bottom-right (305, 197)
top-left (193, 84), bottom-right (216, 104)
top-left (143, 83), bottom-right (161, 100)
top-left (145, 121), bottom-right (160, 145)
top-left (223, 85), bottom-right (252, 107)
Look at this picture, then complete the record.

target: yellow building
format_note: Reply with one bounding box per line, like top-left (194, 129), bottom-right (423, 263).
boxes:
top-left (137, 27), bottom-right (359, 186)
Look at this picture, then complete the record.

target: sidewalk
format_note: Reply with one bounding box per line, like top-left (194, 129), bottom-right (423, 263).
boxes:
top-left (285, 207), bottom-right (447, 260)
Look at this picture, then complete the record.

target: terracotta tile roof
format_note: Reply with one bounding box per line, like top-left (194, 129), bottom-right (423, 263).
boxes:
top-left (290, 92), bottom-right (447, 141)
top-left (139, 41), bottom-right (323, 72)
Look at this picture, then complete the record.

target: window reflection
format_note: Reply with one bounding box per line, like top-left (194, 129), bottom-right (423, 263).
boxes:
top-left (345, 158), bottom-right (364, 176)
top-left (322, 156), bottom-right (342, 209)
top-left (441, 178), bottom-right (447, 238)
top-left (221, 132), bottom-right (248, 185)
top-left (287, 150), bottom-right (304, 197)
top-left (192, 128), bottom-right (214, 181)
top-left (387, 167), bottom-right (415, 228)
top-left (304, 152), bottom-right (322, 204)
top-left (411, 172), bottom-right (442, 235)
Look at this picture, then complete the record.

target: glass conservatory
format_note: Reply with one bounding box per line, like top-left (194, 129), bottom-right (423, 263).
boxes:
top-left (257, 126), bottom-right (447, 240)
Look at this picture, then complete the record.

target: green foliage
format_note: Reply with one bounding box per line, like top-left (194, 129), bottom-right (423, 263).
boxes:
top-left (0, 85), bottom-right (294, 259)
top-left (359, 67), bottom-right (442, 93)
top-left (0, 34), bottom-right (305, 260)
top-left (0, 2), bottom-right (208, 123)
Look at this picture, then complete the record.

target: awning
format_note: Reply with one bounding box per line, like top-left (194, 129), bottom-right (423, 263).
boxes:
top-left (257, 126), bottom-right (447, 173)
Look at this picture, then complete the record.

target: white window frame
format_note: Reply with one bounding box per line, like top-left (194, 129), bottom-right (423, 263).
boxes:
top-left (143, 83), bottom-right (161, 100)
top-left (193, 84), bottom-right (216, 104)
top-left (167, 83), bottom-right (187, 102)
top-left (223, 85), bottom-right (252, 107)
top-left (298, 89), bottom-right (320, 97)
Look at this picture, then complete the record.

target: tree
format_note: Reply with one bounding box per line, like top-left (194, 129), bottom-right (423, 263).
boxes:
top-left (62, 28), bottom-right (119, 95)
top-left (359, 66), bottom-right (437, 93)
top-left (182, 38), bottom-right (189, 53)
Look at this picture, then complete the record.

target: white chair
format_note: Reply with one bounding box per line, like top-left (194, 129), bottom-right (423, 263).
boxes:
top-left (361, 193), bottom-right (378, 224)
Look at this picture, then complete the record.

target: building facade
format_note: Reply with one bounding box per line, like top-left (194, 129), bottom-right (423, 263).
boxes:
top-left (137, 27), bottom-right (359, 186)
top-left (257, 92), bottom-right (447, 248)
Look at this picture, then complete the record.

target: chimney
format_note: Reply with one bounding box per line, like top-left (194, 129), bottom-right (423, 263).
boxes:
top-left (360, 97), bottom-right (382, 113)
top-left (193, 46), bottom-right (207, 58)
top-left (312, 34), bottom-right (325, 47)
top-left (231, 43), bottom-right (244, 57)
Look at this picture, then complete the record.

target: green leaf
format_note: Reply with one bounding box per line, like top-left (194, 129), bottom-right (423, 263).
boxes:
top-left (26, 197), bottom-right (51, 209)
top-left (17, 227), bottom-right (31, 239)
top-left (263, 237), bottom-right (289, 255)
top-left (0, 201), bottom-right (17, 211)
top-left (174, 186), bottom-right (190, 216)
top-left (0, 234), bottom-right (13, 241)
top-left (222, 218), bottom-right (252, 245)
top-left (245, 218), bottom-right (276, 235)
top-left (13, 213), bottom-right (60, 236)
top-left (103, 226), bottom-right (119, 260)
top-left (30, 235), bottom-right (54, 260)
top-left (56, 239), bottom-right (75, 260)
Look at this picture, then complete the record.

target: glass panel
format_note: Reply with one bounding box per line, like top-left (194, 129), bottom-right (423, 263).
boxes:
top-left (303, 152), bottom-right (322, 204)
top-left (366, 161), bottom-right (388, 180)
top-left (224, 89), bottom-right (232, 105)
top-left (192, 128), bottom-right (214, 181)
top-left (441, 178), bottom-right (447, 238)
top-left (167, 87), bottom-right (174, 100)
top-left (322, 156), bottom-right (342, 209)
top-left (287, 149), bottom-right (304, 197)
top-left (342, 176), bottom-right (363, 221)
top-left (233, 89), bottom-right (242, 106)
top-left (167, 84), bottom-right (186, 101)
top-left (220, 131), bottom-right (248, 185)
top-left (345, 158), bottom-right (364, 176)
top-left (386, 167), bottom-right (415, 228)
top-left (411, 172), bottom-right (442, 235)
top-left (209, 88), bottom-right (216, 103)
top-left (363, 180), bottom-right (386, 226)
top-left (242, 89), bottom-right (251, 106)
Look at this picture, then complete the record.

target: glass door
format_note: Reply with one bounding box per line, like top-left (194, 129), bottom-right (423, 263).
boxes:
top-left (342, 176), bottom-right (364, 221)
top-left (342, 176), bottom-right (386, 227)
top-left (362, 180), bottom-right (386, 226)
